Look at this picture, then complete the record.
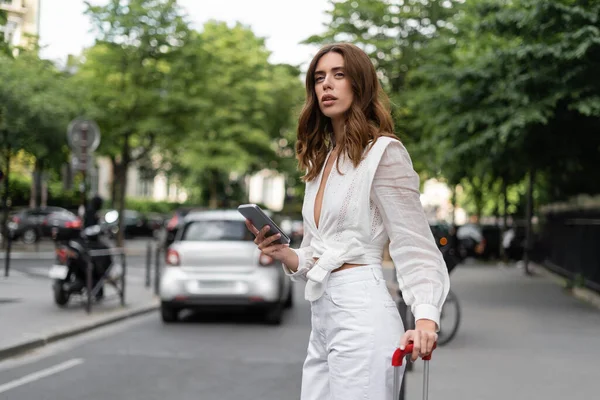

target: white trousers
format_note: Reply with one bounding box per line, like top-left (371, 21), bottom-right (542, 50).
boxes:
top-left (300, 265), bottom-right (405, 400)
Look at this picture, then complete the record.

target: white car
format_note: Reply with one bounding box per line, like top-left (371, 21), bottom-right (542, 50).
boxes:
top-left (159, 209), bottom-right (293, 324)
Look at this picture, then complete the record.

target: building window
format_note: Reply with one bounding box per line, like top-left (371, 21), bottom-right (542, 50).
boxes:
top-left (0, 21), bottom-right (17, 43)
top-left (0, 1), bottom-right (13, 5)
top-left (136, 178), bottom-right (154, 198)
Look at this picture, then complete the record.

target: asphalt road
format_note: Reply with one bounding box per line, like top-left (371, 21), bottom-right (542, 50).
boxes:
top-left (2, 264), bottom-right (600, 400)
top-left (0, 281), bottom-right (310, 400)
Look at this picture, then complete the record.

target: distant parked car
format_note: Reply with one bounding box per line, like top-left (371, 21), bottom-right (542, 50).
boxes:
top-left (100, 209), bottom-right (156, 238)
top-left (159, 209), bottom-right (293, 325)
top-left (9, 207), bottom-right (70, 244)
top-left (456, 223), bottom-right (486, 259)
top-left (43, 210), bottom-right (83, 241)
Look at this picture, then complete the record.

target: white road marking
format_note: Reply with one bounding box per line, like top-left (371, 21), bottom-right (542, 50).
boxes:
top-left (0, 358), bottom-right (84, 394)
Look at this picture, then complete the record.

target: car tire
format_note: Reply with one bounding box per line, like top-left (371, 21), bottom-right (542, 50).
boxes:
top-left (161, 303), bottom-right (179, 323)
top-left (264, 303), bottom-right (283, 325)
top-left (22, 228), bottom-right (38, 245)
top-left (284, 285), bottom-right (293, 309)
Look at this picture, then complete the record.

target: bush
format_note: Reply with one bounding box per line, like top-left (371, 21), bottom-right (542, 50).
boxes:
top-left (0, 173), bottom-right (31, 207)
top-left (125, 198), bottom-right (185, 215)
top-left (47, 181), bottom-right (80, 209)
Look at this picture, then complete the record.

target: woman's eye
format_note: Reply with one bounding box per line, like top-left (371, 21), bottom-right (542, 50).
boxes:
top-left (315, 76), bottom-right (324, 82)
top-left (335, 72), bottom-right (344, 78)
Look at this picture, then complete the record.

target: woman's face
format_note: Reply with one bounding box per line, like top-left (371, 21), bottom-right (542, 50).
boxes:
top-left (314, 52), bottom-right (353, 121)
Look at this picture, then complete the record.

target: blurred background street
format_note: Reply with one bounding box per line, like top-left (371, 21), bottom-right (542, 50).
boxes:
top-left (2, 0), bottom-right (600, 399)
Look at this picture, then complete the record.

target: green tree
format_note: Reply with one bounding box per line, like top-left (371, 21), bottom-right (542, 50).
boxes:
top-left (408, 0), bottom-right (600, 202)
top-left (171, 22), bottom-right (303, 208)
top-left (0, 52), bottom-right (78, 243)
top-left (77, 0), bottom-right (190, 245)
top-left (405, 0), bottom-right (600, 272)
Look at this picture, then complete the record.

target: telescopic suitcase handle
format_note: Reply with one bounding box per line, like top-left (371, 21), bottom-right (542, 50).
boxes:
top-left (392, 341), bottom-right (437, 400)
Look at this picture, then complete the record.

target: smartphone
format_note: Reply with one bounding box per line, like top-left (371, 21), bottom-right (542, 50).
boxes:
top-left (237, 204), bottom-right (291, 245)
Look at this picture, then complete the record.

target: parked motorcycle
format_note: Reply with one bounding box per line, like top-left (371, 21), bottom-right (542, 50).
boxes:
top-left (49, 224), bottom-right (115, 307)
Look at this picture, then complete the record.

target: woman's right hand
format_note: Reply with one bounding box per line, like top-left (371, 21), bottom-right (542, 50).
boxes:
top-left (244, 219), bottom-right (296, 266)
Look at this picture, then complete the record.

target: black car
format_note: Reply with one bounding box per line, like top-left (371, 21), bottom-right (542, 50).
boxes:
top-left (8, 207), bottom-right (70, 244)
top-left (100, 209), bottom-right (159, 238)
top-left (44, 210), bottom-right (83, 241)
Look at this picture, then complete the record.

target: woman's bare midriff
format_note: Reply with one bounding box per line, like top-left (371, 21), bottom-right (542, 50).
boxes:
top-left (313, 258), bottom-right (367, 273)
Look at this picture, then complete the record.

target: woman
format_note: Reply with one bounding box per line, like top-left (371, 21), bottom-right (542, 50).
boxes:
top-left (245, 43), bottom-right (450, 400)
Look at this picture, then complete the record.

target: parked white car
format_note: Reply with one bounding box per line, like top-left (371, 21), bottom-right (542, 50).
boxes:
top-left (159, 209), bottom-right (293, 324)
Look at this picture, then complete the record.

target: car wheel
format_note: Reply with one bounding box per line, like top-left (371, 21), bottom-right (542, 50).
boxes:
top-left (161, 303), bottom-right (179, 323)
top-left (22, 228), bottom-right (38, 245)
top-left (264, 303), bottom-right (283, 325)
top-left (284, 285), bottom-right (293, 309)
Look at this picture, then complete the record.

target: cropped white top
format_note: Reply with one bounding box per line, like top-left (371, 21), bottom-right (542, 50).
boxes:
top-left (283, 136), bottom-right (450, 326)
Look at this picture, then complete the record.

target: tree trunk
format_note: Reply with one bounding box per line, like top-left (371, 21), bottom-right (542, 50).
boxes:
top-left (29, 170), bottom-right (37, 208)
top-left (502, 179), bottom-right (508, 231)
top-left (2, 142), bottom-right (11, 250)
top-left (500, 178), bottom-right (508, 262)
top-left (473, 182), bottom-right (483, 224)
top-left (208, 170), bottom-right (219, 209)
top-left (451, 185), bottom-right (457, 226)
top-left (523, 168), bottom-right (536, 276)
top-left (30, 159), bottom-right (43, 208)
top-left (110, 156), bottom-right (118, 208)
top-left (41, 177), bottom-right (48, 208)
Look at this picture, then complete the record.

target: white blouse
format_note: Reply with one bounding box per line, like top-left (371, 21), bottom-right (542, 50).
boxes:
top-left (283, 137), bottom-right (450, 327)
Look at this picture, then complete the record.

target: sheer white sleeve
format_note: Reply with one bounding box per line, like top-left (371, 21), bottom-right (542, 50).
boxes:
top-left (282, 220), bottom-right (316, 282)
top-left (371, 140), bottom-right (450, 330)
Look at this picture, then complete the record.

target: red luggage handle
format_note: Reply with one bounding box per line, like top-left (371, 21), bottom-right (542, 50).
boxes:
top-left (391, 341), bottom-right (437, 366)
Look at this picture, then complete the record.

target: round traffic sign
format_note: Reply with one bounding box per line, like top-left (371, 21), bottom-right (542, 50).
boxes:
top-left (67, 119), bottom-right (101, 153)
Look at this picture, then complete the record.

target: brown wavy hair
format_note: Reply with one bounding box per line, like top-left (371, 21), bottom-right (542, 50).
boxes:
top-left (296, 42), bottom-right (398, 182)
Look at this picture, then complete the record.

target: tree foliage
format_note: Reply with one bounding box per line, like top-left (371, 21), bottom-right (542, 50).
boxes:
top-left (311, 0), bottom-right (600, 218)
top-left (170, 22), bottom-right (303, 207)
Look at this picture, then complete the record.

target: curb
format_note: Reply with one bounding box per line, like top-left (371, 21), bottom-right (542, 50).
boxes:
top-left (0, 302), bottom-right (159, 361)
top-left (530, 263), bottom-right (600, 310)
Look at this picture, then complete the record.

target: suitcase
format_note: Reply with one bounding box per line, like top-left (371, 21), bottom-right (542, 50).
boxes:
top-left (392, 341), bottom-right (437, 400)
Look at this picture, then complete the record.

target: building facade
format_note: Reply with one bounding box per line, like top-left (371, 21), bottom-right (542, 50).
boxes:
top-left (0, 0), bottom-right (39, 52)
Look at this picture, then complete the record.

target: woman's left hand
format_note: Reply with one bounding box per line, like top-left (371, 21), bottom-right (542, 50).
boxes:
top-left (399, 319), bottom-right (438, 361)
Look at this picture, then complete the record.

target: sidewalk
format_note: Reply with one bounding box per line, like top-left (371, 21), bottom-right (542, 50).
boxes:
top-left (382, 262), bottom-right (600, 400)
top-left (0, 268), bottom-right (159, 361)
top-left (0, 238), bottom-right (153, 259)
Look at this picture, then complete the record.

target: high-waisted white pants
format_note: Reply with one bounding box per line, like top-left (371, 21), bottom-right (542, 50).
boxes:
top-left (300, 265), bottom-right (405, 400)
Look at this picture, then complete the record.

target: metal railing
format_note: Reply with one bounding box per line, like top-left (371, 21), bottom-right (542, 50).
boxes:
top-left (533, 211), bottom-right (600, 292)
top-left (84, 247), bottom-right (127, 313)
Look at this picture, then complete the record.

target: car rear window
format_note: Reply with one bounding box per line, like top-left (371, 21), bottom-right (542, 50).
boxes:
top-left (182, 220), bottom-right (252, 241)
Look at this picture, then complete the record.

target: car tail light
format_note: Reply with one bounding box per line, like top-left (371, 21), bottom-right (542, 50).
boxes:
top-left (166, 249), bottom-right (180, 266)
top-left (259, 253), bottom-right (275, 266)
top-left (65, 219), bottom-right (82, 229)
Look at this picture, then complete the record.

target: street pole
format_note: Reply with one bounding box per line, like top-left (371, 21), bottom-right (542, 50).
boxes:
top-left (145, 241), bottom-right (152, 288)
top-left (79, 124), bottom-right (88, 219)
top-left (4, 232), bottom-right (11, 277)
top-left (523, 168), bottom-right (535, 276)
